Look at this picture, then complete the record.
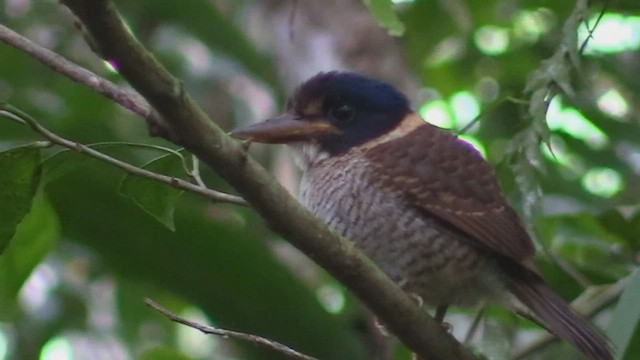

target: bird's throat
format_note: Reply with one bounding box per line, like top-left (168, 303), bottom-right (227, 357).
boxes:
top-left (290, 141), bottom-right (331, 171)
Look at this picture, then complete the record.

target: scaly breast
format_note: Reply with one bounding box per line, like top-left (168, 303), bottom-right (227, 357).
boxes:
top-left (298, 150), bottom-right (506, 307)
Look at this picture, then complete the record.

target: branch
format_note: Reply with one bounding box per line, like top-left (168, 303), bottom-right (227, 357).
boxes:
top-left (0, 104), bottom-right (247, 206)
top-left (57, 1), bottom-right (477, 359)
top-left (0, 24), bottom-right (173, 139)
top-left (145, 298), bottom-right (317, 360)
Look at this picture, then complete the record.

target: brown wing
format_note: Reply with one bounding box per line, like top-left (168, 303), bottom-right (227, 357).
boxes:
top-left (365, 122), bottom-right (535, 261)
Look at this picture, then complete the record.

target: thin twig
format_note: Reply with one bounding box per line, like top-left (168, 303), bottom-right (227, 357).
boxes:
top-left (455, 43), bottom-right (604, 137)
top-left (189, 155), bottom-right (207, 188)
top-left (512, 279), bottom-right (626, 359)
top-left (579, 0), bottom-right (609, 55)
top-left (48, 141), bottom-right (191, 173)
top-left (145, 298), bottom-right (318, 360)
top-left (464, 306), bottom-right (485, 345)
top-left (0, 105), bottom-right (247, 206)
top-left (0, 24), bottom-right (170, 135)
top-left (456, 94), bottom-right (513, 136)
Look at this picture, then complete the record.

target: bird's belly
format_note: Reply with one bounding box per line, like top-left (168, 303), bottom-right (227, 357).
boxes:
top-left (300, 164), bottom-right (505, 307)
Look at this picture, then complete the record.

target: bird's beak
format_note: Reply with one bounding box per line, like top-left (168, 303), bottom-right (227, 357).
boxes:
top-left (229, 114), bottom-right (340, 144)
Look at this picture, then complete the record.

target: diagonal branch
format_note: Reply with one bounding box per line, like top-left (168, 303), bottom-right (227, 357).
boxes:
top-left (0, 24), bottom-right (147, 121)
top-left (57, 1), bottom-right (477, 359)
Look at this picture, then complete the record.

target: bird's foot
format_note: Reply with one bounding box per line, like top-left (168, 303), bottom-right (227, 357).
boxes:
top-left (441, 321), bottom-right (453, 333)
top-left (240, 139), bottom-right (252, 152)
top-left (409, 292), bottom-right (424, 308)
top-left (397, 279), bottom-right (424, 308)
top-left (373, 316), bottom-right (390, 337)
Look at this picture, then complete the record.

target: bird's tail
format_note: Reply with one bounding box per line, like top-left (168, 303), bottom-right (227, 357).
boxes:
top-left (507, 276), bottom-right (613, 360)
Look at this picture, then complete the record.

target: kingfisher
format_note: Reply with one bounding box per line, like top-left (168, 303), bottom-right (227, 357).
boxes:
top-left (230, 71), bottom-right (612, 360)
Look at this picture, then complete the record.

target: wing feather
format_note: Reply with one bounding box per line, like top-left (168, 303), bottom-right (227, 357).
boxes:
top-left (364, 122), bottom-right (535, 261)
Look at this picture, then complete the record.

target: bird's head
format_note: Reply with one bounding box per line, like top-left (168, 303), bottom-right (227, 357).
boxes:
top-left (230, 72), bottom-right (412, 157)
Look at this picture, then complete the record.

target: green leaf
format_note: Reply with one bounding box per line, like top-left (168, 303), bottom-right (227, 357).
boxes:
top-left (119, 154), bottom-right (185, 231)
top-left (42, 150), bottom-right (95, 184)
top-left (0, 194), bottom-right (59, 318)
top-left (362, 0), bottom-right (406, 36)
top-left (608, 269), bottom-right (640, 360)
top-left (598, 210), bottom-right (640, 251)
top-left (0, 145), bottom-right (42, 254)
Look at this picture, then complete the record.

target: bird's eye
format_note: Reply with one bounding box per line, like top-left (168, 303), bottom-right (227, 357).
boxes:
top-left (330, 104), bottom-right (355, 122)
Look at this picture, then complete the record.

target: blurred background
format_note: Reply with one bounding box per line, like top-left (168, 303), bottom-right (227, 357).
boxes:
top-left (1, 0), bottom-right (639, 359)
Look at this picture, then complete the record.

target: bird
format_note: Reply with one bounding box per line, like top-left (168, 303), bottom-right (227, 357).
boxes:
top-left (230, 71), bottom-right (612, 360)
